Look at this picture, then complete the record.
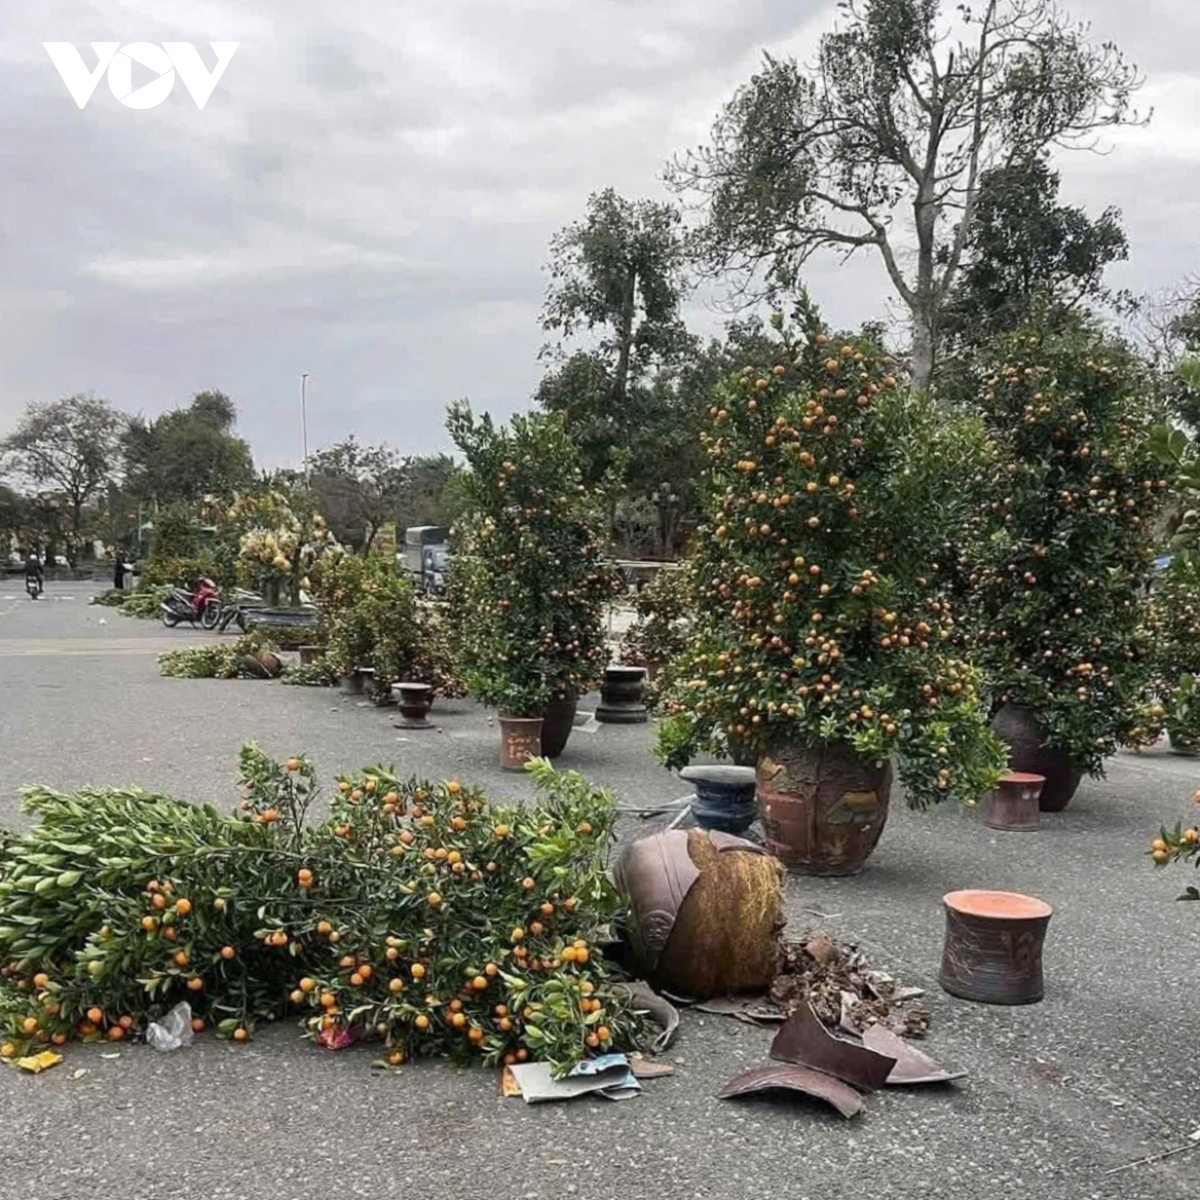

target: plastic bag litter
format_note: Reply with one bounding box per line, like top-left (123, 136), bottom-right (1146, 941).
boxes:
top-left (146, 1002), bottom-right (195, 1051)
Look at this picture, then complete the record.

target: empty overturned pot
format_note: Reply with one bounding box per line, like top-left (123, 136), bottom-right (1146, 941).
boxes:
top-left (392, 681), bottom-right (434, 729)
top-left (680, 765), bottom-right (758, 835)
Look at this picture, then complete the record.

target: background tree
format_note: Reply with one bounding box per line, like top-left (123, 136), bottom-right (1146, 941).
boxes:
top-left (124, 390), bottom-right (254, 507)
top-left (668, 0), bottom-right (1142, 391)
top-left (538, 188), bottom-right (692, 488)
top-left (307, 437), bottom-right (406, 552)
top-left (394, 453), bottom-right (467, 533)
top-left (0, 484), bottom-right (26, 556)
top-left (941, 156), bottom-right (1130, 347)
top-left (0, 394), bottom-right (125, 560)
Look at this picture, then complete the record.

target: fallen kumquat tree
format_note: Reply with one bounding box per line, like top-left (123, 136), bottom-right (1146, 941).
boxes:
top-left (0, 749), bottom-right (642, 1075)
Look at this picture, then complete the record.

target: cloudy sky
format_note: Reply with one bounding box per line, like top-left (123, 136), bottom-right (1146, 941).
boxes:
top-left (2, 0), bottom-right (1198, 469)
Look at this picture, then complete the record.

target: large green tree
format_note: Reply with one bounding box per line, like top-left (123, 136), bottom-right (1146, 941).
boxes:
top-left (668, 0), bottom-right (1142, 391)
top-left (942, 156), bottom-right (1130, 345)
top-left (0, 394), bottom-right (125, 559)
top-left (537, 188), bottom-right (691, 487)
top-left (307, 437), bottom-right (406, 552)
top-left (124, 390), bottom-right (254, 506)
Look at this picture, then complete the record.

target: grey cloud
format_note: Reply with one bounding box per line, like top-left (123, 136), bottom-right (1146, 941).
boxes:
top-left (0, 1), bottom-right (1197, 470)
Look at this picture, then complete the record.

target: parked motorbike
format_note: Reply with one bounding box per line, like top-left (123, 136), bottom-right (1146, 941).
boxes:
top-left (161, 577), bottom-right (222, 629)
top-left (216, 587), bottom-right (266, 633)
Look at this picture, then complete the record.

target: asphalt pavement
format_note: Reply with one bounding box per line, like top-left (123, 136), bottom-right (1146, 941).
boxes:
top-left (0, 582), bottom-right (1196, 1200)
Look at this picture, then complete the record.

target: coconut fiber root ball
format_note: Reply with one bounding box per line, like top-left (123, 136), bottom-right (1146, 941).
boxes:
top-left (615, 829), bottom-right (785, 999)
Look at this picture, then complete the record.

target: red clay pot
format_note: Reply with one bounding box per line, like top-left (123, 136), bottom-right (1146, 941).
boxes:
top-left (498, 716), bottom-right (543, 772)
top-left (939, 889), bottom-right (1052, 1005)
top-left (756, 742), bottom-right (892, 876)
top-left (990, 703), bottom-right (1083, 812)
top-left (982, 771), bottom-right (1044, 832)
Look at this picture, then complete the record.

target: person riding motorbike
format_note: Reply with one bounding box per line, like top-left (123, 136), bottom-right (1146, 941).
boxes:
top-left (23, 552), bottom-right (43, 598)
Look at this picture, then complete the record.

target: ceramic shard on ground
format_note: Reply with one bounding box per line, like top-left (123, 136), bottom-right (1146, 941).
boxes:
top-left (770, 1000), bottom-right (896, 1092)
top-left (716, 1064), bottom-right (864, 1117)
top-left (861, 1025), bottom-right (966, 1086)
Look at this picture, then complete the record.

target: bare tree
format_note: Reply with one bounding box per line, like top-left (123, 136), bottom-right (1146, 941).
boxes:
top-left (668, 0), bottom-right (1144, 391)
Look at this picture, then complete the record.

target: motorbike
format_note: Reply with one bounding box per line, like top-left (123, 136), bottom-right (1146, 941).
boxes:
top-left (161, 577), bottom-right (222, 629)
top-left (25, 576), bottom-right (42, 600)
top-left (216, 587), bottom-right (266, 633)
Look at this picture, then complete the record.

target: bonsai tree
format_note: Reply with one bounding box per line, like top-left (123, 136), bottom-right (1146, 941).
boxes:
top-left (960, 321), bottom-right (1167, 798)
top-left (446, 403), bottom-right (620, 718)
top-left (657, 298), bottom-right (1004, 871)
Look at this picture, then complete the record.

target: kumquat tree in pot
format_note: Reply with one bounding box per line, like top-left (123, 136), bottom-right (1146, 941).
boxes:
top-left (655, 298), bottom-right (1006, 876)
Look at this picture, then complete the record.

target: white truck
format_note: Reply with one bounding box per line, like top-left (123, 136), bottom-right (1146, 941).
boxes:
top-left (400, 526), bottom-right (449, 594)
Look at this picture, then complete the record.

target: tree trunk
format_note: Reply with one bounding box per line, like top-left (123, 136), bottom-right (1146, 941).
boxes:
top-left (612, 267), bottom-right (638, 407)
top-left (910, 314), bottom-right (935, 395)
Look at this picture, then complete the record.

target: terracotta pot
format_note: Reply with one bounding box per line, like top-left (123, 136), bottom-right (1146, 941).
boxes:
top-left (596, 666), bottom-right (648, 724)
top-left (939, 889), bottom-right (1052, 1005)
top-left (540, 692), bottom-right (578, 758)
top-left (392, 682), bottom-right (434, 729)
top-left (990, 703), bottom-right (1083, 812)
top-left (982, 771), bottom-right (1044, 832)
top-left (256, 650), bottom-right (283, 678)
top-left (613, 829), bottom-right (783, 998)
top-left (499, 716), bottom-right (543, 772)
top-left (756, 742), bottom-right (892, 876)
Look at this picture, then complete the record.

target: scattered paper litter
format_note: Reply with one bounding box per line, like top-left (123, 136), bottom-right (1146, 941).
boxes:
top-left (508, 1054), bottom-right (640, 1103)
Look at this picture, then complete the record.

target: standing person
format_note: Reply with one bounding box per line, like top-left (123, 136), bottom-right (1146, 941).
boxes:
top-left (113, 551), bottom-right (127, 591)
top-left (23, 551), bottom-right (43, 599)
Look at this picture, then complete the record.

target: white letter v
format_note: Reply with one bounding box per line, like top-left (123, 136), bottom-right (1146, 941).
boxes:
top-left (43, 42), bottom-right (120, 109)
top-left (163, 43), bottom-right (240, 109)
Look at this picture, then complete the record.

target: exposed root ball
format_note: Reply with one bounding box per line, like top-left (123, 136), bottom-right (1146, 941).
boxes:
top-left (622, 830), bottom-right (784, 999)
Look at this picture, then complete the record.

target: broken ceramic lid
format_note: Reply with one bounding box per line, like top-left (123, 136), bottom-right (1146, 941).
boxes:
top-left (770, 1000), bottom-right (896, 1092)
top-left (717, 1064), bottom-right (864, 1118)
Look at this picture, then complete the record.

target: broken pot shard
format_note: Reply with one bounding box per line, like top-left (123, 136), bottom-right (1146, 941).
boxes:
top-left (770, 1000), bottom-right (896, 1093)
top-left (860, 1025), bottom-right (966, 1086)
top-left (717, 1064), bottom-right (864, 1118)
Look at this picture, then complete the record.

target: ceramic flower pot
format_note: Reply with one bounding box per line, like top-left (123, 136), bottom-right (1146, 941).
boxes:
top-left (392, 682), bottom-right (434, 729)
top-left (499, 716), bottom-right (543, 772)
top-left (756, 741), bottom-right (892, 876)
top-left (982, 771), bottom-right (1044, 832)
top-left (596, 666), bottom-right (648, 724)
top-left (990, 703), bottom-right (1083, 812)
top-left (540, 692), bottom-right (578, 758)
top-left (939, 889), bottom-right (1052, 1005)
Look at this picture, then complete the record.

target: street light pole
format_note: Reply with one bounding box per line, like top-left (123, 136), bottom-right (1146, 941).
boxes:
top-left (300, 373), bottom-right (310, 484)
